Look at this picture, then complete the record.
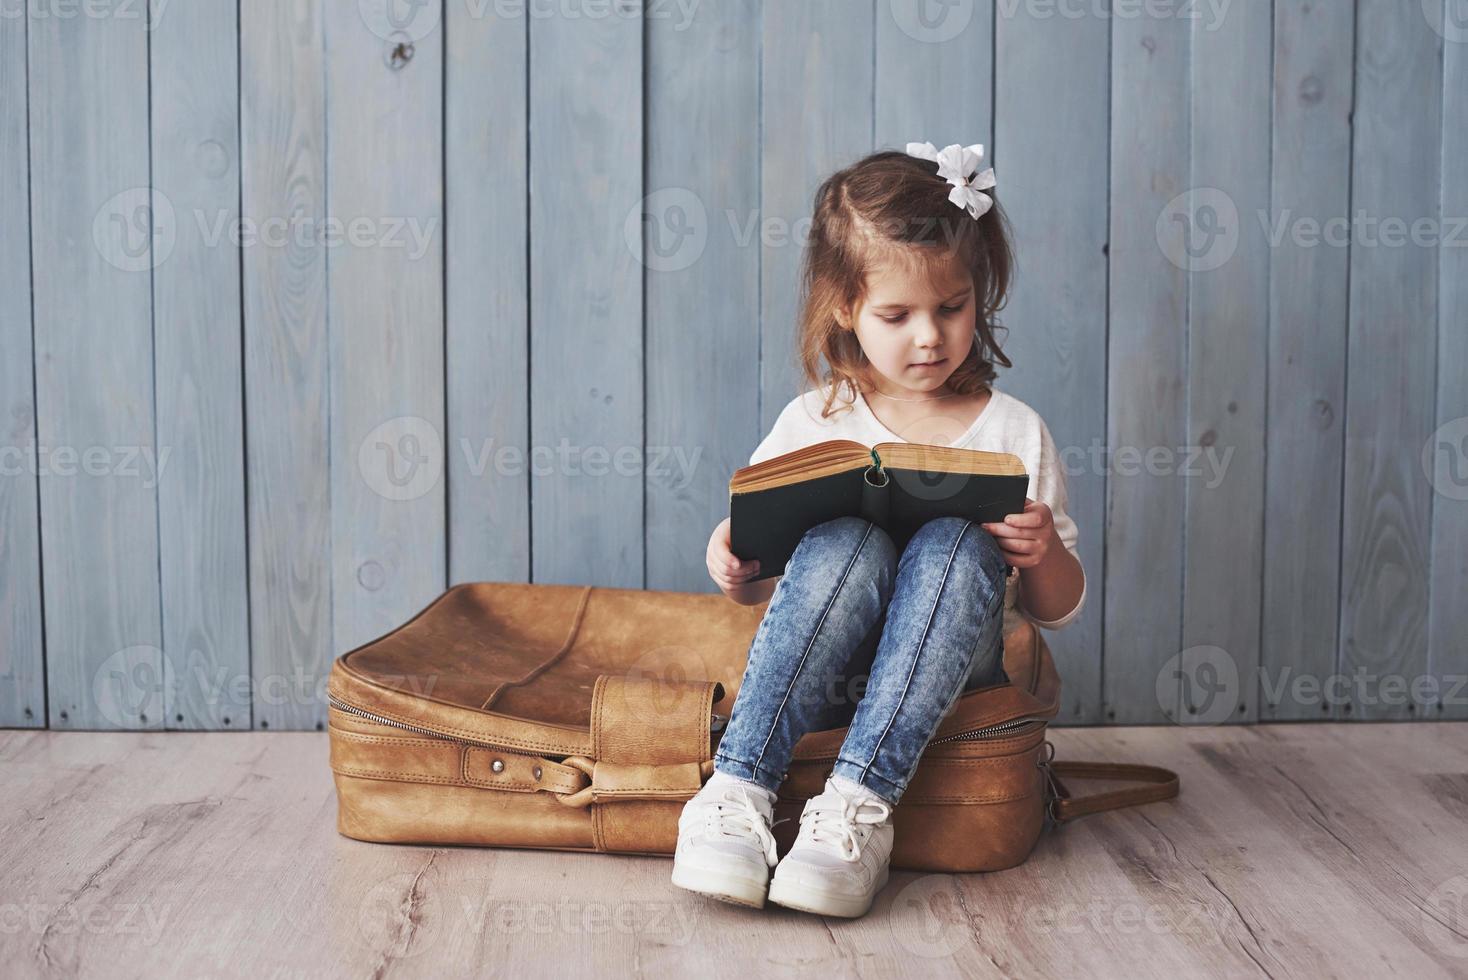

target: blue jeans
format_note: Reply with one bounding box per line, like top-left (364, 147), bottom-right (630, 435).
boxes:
top-left (713, 516), bottom-right (1009, 805)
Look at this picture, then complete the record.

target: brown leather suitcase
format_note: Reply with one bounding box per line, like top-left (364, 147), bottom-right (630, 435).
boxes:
top-left (327, 582), bottom-right (1177, 872)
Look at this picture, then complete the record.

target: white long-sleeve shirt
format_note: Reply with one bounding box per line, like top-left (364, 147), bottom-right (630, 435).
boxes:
top-left (748, 384), bottom-right (1086, 633)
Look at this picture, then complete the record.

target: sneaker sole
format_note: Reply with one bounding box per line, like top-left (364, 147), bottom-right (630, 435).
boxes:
top-left (768, 865), bottom-right (889, 919)
top-left (670, 861), bottom-right (769, 909)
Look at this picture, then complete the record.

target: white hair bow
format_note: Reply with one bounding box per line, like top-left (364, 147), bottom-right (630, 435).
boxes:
top-left (904, 141), bottom-right (996, 220)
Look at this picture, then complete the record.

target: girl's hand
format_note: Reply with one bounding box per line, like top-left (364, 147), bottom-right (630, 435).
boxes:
top-left (981, 498), bottom-right (1056, 570)
top-left (706, 517), bottom-right (762, 595)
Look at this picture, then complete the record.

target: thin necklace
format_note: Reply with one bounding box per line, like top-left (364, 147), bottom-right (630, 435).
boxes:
top-left (865, 388), bottom-right (963, 403)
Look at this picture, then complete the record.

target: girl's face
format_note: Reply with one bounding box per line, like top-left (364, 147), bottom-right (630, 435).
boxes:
top-left (842, 254), bottom-right (977, 398)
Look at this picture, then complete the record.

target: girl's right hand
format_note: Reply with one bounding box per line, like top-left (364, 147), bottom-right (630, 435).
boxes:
top-left (706, 517), bottom-right (761, 596)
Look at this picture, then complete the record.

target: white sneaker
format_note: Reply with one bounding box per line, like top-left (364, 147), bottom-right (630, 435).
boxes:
top-left (767, 775), bottom-right (895, 918)
top-left (671, 773), bottom-right (786, 908)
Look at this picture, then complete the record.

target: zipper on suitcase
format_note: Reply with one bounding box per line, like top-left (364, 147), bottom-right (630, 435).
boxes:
top-left (928, 716), bottom-right (1044, 744)
top-left (327, 693), bottom-right (546, 756)
top-left (331, 692), bottom-right (729, 746)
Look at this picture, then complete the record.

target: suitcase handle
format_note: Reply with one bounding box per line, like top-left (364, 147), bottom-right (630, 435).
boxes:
top-left (556, 757), bottom-right (716, 808)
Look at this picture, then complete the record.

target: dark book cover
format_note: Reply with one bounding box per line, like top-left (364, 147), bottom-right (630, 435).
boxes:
top-left (730, 463), bottom-right (1028, 581)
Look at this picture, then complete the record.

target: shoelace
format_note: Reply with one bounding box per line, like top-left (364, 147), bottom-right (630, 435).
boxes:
top-left (699, 789), bottom-right (789, 866)
top-left (799, 786), bottom-right (893, 863)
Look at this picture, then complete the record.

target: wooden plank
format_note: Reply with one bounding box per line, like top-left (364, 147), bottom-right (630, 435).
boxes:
top-left (1261, 0), bottom-right (1354, 721)
top-left (993, 4), bottom-right (1108, 725)
top-left (874, 0), bottom-right (991, 150)
top-left (0, 7), bottom-right (44, 728)
top-left (445, 4), bottom-right (530, 586)
top-left (150, 0), bottom-right (250, 730)
top-left (1179, 1), bottom-right (1272, 726)
top-left (2, 723), bottom-right (1465, 976)
top-left (644, 1), bottom-right (760, 591)
top-left (528, 4), bottom-right (644, 587)
top-left (759, 1), bottom-right (876, 435)
top-left (1430, 7), bottom-right (1468, 721)
top-left (325, 1), bottom-right (447, 651)
top-left (1104, 9), bottom-right (1190, 724)
top-left (1339, 0), bottom-right (1441, 721)
top-left (28, 4), bottom-right (162, 730)
top-left (241, 0), bottom-right (332, 731)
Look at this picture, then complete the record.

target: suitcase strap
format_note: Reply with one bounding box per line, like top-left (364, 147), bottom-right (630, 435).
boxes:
top-left (1046, 761), bottom-right (1180, 822)
top-left (553, 673), bottom-right (724, 809)
top-left (1039, 742), bottom-right (1180, 824)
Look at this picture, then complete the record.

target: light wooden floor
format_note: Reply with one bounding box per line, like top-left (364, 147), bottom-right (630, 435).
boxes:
top-left (2, 724), bottom-right (1466, 979)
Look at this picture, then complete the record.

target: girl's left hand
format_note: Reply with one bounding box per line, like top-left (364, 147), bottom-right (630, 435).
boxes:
top-left (980, 498), bottom-right (1056, 569)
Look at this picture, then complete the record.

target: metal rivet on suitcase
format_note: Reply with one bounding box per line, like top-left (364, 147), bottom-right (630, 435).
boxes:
top-left (491, 759), bottom-right (505, 773)
top-left (533, 766), bottom-right (543, 780)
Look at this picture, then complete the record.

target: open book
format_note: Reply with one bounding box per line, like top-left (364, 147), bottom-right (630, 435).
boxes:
top-left (729, 440), bottom-right (1029, 581)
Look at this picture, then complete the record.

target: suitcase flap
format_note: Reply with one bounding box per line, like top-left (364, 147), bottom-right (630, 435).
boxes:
top-left (328, 582), bottom-right (762, 758)
top-left (564, 673), bottom-right (723, 805)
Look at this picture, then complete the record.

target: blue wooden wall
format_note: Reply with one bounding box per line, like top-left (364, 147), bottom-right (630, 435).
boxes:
top-left (1, 0), bottom-right (1463, 730)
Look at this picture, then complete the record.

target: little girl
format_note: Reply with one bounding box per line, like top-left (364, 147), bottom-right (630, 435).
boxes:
top-left (671, 142), bottom-right (1085, 918)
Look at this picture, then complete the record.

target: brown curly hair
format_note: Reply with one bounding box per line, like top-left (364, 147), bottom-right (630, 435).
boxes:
top-left (797, 148), bottom-right (1015, 420)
